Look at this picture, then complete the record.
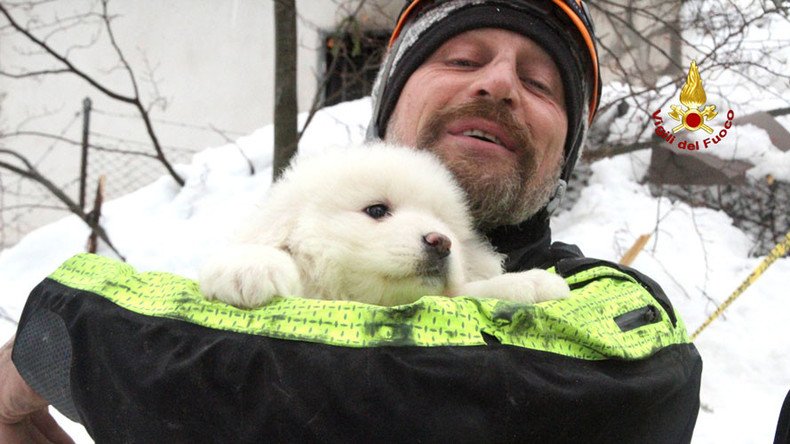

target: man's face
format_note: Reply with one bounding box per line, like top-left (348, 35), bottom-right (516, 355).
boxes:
top-left (386, 28), bottom-right (568, 230)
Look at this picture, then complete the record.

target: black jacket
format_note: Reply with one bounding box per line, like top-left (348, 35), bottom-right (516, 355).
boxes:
top-left (13, 216), bottom-right (702, 443)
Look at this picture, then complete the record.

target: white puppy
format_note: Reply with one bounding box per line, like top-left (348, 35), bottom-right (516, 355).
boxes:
top-left (199, 143), bottom-right (570, 308)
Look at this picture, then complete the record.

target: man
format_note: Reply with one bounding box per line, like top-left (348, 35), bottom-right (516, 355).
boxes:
top-left (367, 0), bottom-right (600, 273)
top-left (1, 1), bottom-right (701, 442)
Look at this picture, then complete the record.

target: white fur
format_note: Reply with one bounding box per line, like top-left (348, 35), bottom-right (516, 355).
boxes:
top-left (199, 143), bottom-right (570, 308)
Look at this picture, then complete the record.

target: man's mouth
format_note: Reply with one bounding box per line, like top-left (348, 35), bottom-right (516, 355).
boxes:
top-left (461, 129), bottom-right (503, 146)
top-left (416, 101), bottom-right (532, 157)
top-left (447, 117), bottom-right (519, 153)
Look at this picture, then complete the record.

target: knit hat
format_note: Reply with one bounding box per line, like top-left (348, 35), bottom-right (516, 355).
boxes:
top-left (366, 0), bottom-right (601, 185)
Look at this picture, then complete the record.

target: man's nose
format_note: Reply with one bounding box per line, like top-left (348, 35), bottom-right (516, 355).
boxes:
top-left (470, 59), bottom-right (520, 107)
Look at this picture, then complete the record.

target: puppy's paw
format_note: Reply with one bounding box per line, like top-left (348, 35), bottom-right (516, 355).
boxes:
top-left (517, 269), bottom-right (571, 303)
top-left (199, 244), bottom-right (302, 309)
top-left (458, 269), bottom-right (570, 304)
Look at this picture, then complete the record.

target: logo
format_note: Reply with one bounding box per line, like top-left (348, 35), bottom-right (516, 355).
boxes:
top-left (668, 60), bottom-right (716, 133)
top-left (652, 60), bottom-right (734, 151)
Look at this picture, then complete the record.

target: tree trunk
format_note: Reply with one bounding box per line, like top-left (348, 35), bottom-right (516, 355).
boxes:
top-left (273, 0), bottom-right (298, 181)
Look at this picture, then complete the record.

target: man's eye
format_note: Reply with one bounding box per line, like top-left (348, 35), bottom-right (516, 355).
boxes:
top-left (363, 204), bottom-right (391, 220)
top-left (448, 58), bottom-right (477, 68)
top-left (523, 78), bottom-right (551, 94)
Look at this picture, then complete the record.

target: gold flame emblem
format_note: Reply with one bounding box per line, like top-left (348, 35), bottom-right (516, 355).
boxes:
top-left (669, 60), bottom-right (717, 133)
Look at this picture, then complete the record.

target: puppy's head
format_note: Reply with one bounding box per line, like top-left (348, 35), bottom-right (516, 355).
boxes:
top-left (246, 143), bottom-right (489, 306)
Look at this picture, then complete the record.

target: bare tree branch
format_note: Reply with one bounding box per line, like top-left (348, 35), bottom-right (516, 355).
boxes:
top-left (0, 68), bottom-right (70, 77)
top-left (210, 125), bottom-right (255, 175)
top-left (0, 3), bottom-right (134, 103)
top-left (0, 148), bottom-right (125, 259)
top-left (587, 0), bottom-right (790, 157)
top-left (584, 141), bottom-right (656, 161)
top-left (0, 0), bottom-right (185, 186)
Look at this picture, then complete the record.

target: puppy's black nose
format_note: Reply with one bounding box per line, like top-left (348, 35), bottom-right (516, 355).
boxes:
top-left (422, 232), bottom-right (451, 258)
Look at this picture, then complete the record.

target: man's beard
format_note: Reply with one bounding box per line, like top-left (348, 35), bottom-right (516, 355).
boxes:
top-left (413, 100), bottom-right (563, 231)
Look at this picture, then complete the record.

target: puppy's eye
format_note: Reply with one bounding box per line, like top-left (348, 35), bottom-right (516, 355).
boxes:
top-left (364, 204), bottom-right (391, 220)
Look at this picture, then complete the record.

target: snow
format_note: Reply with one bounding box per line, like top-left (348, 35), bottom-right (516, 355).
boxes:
top-left (553, 151), bottom-right (790, 443)
top-left (1, 95), bottom-right (789, 442)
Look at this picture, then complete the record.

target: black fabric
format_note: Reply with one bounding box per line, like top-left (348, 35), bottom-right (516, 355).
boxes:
top-left (776, 388), bottom-right (790, 443)
top-left (15, 278), bottom-right (702, 443)
top-left (12, 308), bottom-right (79, 422)
top-left (486, 210), bottom-right (583, 272)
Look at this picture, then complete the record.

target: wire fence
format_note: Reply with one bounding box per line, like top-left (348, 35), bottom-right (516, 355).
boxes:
top-left (84, 104), bottom-right (223, 200)
top-left (0, 97), bottom-right (245, 251)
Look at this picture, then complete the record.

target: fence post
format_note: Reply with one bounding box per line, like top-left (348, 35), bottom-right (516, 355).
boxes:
top-left (79, 97), bottom-right (92, 210)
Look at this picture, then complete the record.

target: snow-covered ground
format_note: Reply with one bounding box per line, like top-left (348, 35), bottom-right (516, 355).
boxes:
top-left (1, 96), bottom-right (788, 442)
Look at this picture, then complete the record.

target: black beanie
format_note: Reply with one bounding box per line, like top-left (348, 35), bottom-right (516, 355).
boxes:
top-left (366, 0), bottom-right (600, 185)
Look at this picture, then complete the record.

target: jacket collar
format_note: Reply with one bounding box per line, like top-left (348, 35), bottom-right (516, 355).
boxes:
top-left (484, 210), bottom-right (553, 271)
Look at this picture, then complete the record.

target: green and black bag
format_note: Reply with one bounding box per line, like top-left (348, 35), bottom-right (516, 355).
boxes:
top-left (13, 253), bottom-right (701, 443)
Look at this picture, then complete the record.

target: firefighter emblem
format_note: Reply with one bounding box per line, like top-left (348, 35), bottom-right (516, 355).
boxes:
top-left (668, 60), bottom-right (717, 134)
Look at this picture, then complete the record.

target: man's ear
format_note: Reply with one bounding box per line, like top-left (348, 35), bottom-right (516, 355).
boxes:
top-left (545, 179), bottom-right (567, 216)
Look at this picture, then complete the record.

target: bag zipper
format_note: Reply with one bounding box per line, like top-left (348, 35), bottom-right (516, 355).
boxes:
top-left (614, 305), bottom-right (661, 332)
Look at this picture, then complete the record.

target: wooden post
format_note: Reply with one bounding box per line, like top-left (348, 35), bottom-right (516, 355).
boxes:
top-left (273, 0), bottom-right (298, 181)
top-left (79, 97), bottom-right (92, 210)
top-left (86, 175), bottom-right (106, 254)
top-left (619, 234), bottom-right (652, 267)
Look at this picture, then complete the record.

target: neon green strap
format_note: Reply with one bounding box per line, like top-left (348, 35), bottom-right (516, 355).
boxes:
top-left (48, 253), bottom-right (690, 360)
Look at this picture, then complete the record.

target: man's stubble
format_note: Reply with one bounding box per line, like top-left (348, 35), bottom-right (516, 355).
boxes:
top-left (390, 99), bottom-right (563, 230)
